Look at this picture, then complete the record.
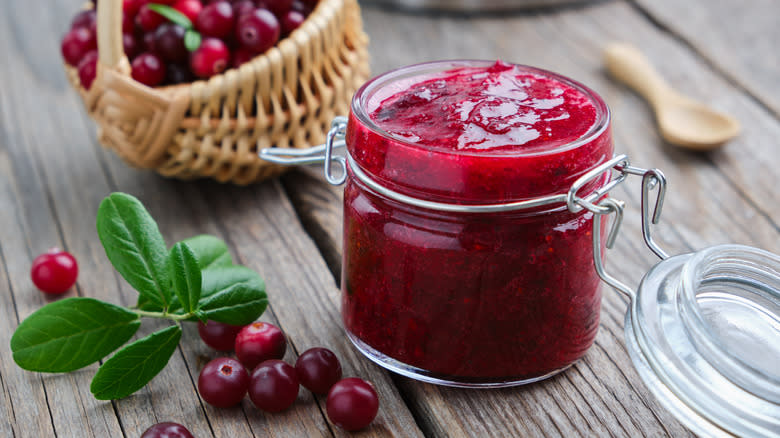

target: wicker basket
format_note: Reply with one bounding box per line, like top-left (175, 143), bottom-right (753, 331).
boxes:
top-left (65, 0), bottom-right (370, 184)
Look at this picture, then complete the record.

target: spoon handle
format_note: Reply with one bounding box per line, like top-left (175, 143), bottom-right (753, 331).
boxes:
top-left (604, 43), bottom-right (674, 108)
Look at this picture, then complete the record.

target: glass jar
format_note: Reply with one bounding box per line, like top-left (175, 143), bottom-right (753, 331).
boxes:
top-left (340, 60), bottom-right (613, 386)
top-left (626, 244), bottom-right (780, 437)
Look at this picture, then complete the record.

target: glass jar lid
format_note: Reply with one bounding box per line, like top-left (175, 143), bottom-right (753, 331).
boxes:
top-left (626, 244), bottom-right (780, 437)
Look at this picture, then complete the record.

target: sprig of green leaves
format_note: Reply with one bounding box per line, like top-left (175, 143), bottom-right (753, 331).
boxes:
top-left (10, 192), bottom-right (267, 400)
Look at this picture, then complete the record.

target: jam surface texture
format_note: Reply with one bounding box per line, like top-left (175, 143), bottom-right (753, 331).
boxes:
top-left (342, 61), bottom-right (613, 382)
top-left (371, 61), bottom-right (597, 153)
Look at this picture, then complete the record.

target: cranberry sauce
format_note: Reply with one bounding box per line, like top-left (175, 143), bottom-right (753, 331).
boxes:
top-left (342, 61), bottom-right (613, 382)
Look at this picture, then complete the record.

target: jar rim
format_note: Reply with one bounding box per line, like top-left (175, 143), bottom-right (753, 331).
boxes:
top-left (628, 244), bottom-right (780, 437)
top-left (679, 244), bottom-right (780, 402)
top-left (350, 59), bottom-right (611, 158)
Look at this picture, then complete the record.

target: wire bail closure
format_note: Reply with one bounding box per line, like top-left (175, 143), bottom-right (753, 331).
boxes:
top-left (259, 119), bottom-right (669, 299)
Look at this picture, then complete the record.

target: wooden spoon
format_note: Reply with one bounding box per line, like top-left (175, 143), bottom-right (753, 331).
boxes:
top-left (604, 42), bottom-right (740, 150)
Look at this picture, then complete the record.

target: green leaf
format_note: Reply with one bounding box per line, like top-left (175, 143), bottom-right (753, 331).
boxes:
top-left (135, 295), bottom-right (163, 312)
top-left (198, 283), bottom-right (268, 325)
top-left (90, 325), bottom-right (182, 400)
top-left (166, 264), bottom-right (261, 313)
top-left (168, 242), bottom-right (201, 314)
top-left (11, 298), bottom-right (140, 373)
top-left (184, 29), bottom-right (202, 52)
top-left (147, 3), bottom-right (193, 29)
top-left (97, 193), bottom-right (171, 308)
top-left (201, 265), bottom-right (264, 300)
top-left (182, 235), bottom-right (232, 270)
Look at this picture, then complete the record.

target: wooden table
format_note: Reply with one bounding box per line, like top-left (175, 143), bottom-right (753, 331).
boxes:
top-left (1, 0), bottom-right (777, 436)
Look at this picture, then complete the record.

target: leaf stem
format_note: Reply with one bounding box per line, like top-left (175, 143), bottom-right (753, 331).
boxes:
top-left (131, 308), bottom-right (192, 321)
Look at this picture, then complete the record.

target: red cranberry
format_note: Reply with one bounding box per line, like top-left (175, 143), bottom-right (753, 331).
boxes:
top-left (248, 360), bottom-right (299, 412)
top-left (77, 51), bottom-right (99, 90)
top-left (265, 0), bottom-right (292, 15)
top-left (71, 9), bottom-right (97, 31)
top-left (142, 32), bottom-right (157, 53)
top-left (173, 0), bottom-right (204, 23)
top-left (196, 1), bottom-right (235, 38)
top-left (122, 13), bottom-right (135, 33)
top-left (198, 357), bottom-right (250, 408)
top-left (280, 9), bottom-right (304, 35)
top-left (232, 0), bottom-right (256, 18)
top-left (235, 9), bottom-right (279, 54)
top-left (290, 0), bottom-right (311, 14)
top-left (301, 0), bottom-right (318, 8)
top-left (234, 321), bottom-right (286, 370)
top-left (295, 347), bottom-right (342, 394)
top-left (189, 37), bottom-right (230, 78)
top-left (61, 27), bottom-right (97, 66)
top-left (140, 422), bottom-right (194, 438)
top-left (154, 24), bottom-right (188, 63)
top-left (123, 0), bottom-right (143, 17)
top-left (136, 4), bottom-right (166, 32)
top-left (30, 249), bottom-right (79, 294)
top-left (231, 46), bottom-right (255, 68)
top-left (326, 378), bottom-right (379, 431)
top-left (122, 32), bottom-right (140, 59)
top-left (131, 52), bottom-right (166, 86)
top-left (197, 320), bottom-right (244, 351)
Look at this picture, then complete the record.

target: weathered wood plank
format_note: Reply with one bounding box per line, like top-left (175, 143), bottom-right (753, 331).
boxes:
top-left (281, 1), bottom-right (780, 436)
top-left (0, 2), bottom-right (129, 435)
top-left (630, 0), bottom-right (780, 116)
top-left (0, 149), bottom-right (57, 438)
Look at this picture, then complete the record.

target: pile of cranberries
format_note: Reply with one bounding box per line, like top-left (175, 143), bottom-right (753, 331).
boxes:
top-left (61, 0), bottom-right (318, 90)
top-left (196, 320), bottom-right (379, 431)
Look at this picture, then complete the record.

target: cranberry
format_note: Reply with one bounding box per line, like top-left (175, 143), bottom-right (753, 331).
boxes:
top-left (122, 12), bottom-right (135, 33)
top-left (231, 47), bottom-right (255, 68)
top-left (198, 357), bottom-right (250, 408)
top-left (326, 378), bottom-right (379, 431)
top-left (295, 347), bottom-right (342, 395)
top-left (280, 9), bottom-right (304, 35)
top-left (166, 63), bottom-right (195, 84)
top-left (248, 360), bottom-right (299, 412)
top-left (232, 0), bottom-right (256, 18)
top-left (265, 0), bottom-right (292, 15)
top-left (71, 9), bottom-right (97, 31)
top-left (140, 422), bottom-right (194, 438)
top-left (30, 249), bottom-right (79, 294)
top-left (290, 0), bottom-right (311, 14)
top-left (123, 0), bottom-right (143, 17)
top-left (196, 1), bottom-right (235, 38)
top-left (190, 38), bottom-right (230, 78)
top-left (197, 320), bottom-right (244, 351)
top-left (154, 24), bottom-right (188, 63)
top-left (131, 52), bottom-right (166, 86)
top-left (143, 32), bottom-right (157, 53)
top-left (122, 32), bottom-right (140, 59)
top-left (61, 27), bottom-right (97, 66)
top-left (235, 9), bottom-right (279, 54)
top-left (136, 4), bottom-right (166, 32)
top-left (234, 321), bottom-right (286, 370)
top-left (77, 51), bottom-right (99, 90)
top-left (173, 0), bottom-right (204, 23)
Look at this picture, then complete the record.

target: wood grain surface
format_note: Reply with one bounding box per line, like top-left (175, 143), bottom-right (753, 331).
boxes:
top-left (0, 0), bottom-right (777, 436)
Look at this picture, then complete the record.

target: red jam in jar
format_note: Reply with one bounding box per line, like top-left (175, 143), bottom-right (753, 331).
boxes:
top-left (342, 60), bottom-right (613, 386)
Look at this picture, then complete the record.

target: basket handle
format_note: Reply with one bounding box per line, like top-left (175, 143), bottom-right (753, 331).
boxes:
top-left (90, 0), bottom-right (190, 169)
top-left (96, 0), bottom-right (124, 69)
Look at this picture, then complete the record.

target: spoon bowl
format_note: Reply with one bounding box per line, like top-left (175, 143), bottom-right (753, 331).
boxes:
top-left (604, 43), bottom-right (740, 151)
